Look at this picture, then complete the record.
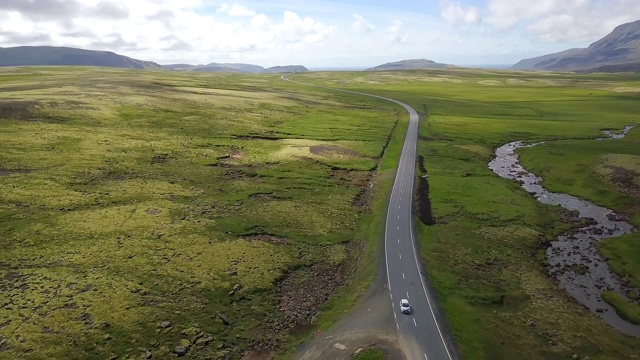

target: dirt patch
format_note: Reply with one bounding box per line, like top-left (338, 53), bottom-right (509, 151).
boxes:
top-left (606, 166), bottom-right (640, 198)
top-left (250, 261), bottom-right (350, 351)
top-left (330, 169), bottom-right (374, 209)
top-left (277, 262), bottom-right (348, 326)
top-left (416, 156), bottom-right (435, 226)
top-left (249, 192), bottom-right (276, 200)
top-left (417, 155), bottom-right (427, 173)
top-left (310, 145), bottom-right (360, 158)
top-left (241, 348), bottom-right (272, 360)
top-left (0, 167), bottom-right (32, 176)
top-left (151, 153), bottom-right (169, 164)
top-left (0, 336), bottom-right (8, 352)
top-left (0, 100), bottom-right (39, 120)
top-left (242, 234), bottom-right (291, 245)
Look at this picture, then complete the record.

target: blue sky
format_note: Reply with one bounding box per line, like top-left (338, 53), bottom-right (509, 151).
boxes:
top-left (0, 0), bottom-right (639, 67)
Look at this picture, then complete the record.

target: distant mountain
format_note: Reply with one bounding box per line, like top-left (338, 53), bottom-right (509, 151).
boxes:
top-left (264, 65), bottom-right (308, 73)
top-left (163, 62), bottom-right (308, 73)
top-left (366, 59), bottom-right (455, 71)
top-left (512, 20), bottom-right (640, 72)
top-left (0, 46), bottom-right (162, 69)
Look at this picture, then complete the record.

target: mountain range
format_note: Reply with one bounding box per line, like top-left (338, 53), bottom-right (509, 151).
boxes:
top-left (512, 20), bottom-right (640, 72)
top-left (0, 46), bottom-right (308, 73)
top-left (366, 59), bottom-right (454, 71)
top-left (162, 63), bottom-right (308, 73)
top-left (0, 46), bottom-right (162, 69)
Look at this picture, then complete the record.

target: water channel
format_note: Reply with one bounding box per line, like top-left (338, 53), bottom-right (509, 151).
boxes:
top-left (488, 126), bottom-right (640, 337)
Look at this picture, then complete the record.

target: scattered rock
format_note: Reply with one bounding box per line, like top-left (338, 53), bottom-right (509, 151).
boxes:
top-left (607, 213), bottom-right (627, 222)
top-left (173, 346), bottom-right (187, 357)
top-left (227, 270), bottom-right (237, 276)
top-left (572, 354), bottom-right (580, 360)
top-left (101, 322), bottom-right (111, 330)
top-left (195, 334), bottom-right (214, 346)
top-left (217, 314), bottom-right (230, 326)
top-left (159, 321), bottom-right (171, 329)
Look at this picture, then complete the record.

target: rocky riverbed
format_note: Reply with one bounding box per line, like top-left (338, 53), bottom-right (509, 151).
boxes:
top-left (488, 127), bottom-right (640, 337)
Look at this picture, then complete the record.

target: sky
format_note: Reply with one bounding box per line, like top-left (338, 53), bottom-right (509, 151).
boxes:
top-left (1, 0), bottom-right (639, 68)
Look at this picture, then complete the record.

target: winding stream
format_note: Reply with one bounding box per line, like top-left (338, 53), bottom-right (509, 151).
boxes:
top-left (488, 127), bottom-right (640, 337)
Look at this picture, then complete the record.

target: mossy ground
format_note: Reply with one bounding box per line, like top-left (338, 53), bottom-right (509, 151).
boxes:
top-left (0, 67), bottom-right (401, 359)
top-left (291, 69), bottom-right (640, 359)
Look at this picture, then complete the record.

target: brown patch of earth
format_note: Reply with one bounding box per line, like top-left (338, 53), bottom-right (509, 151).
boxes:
top-left (242, 234), bottom-right (291, 245)
top-left (606, 166), bottom-right (640, 198)
top-left (0, 100), bottom-right (39, 120)
top-left (250, 261), bottom-right (350, 352)
top-left (241, 348), bottom-right (272, 360)
top-left (0, 336), bottom-right (9, 352)
top-left (277, 262), bottom-right (348, 326)
top-left (310, 145), bottom-right (360, 158)
top-left (330, 169), bottom-right (374, 209)
top-left (0, 168), bottom-right (32, 176)
top-left (415, 156), bottom-right (435, 226)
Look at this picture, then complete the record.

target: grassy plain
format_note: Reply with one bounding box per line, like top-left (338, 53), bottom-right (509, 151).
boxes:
top-left (0, 67), bottom-right (403, 359)
top-left (290, 69), bottom-right (640, 359)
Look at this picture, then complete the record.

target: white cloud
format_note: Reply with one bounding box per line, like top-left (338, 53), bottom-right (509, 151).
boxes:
top-left (387, 20), bottom-right (408, 44)
top-left (487, 0), bottom-right (640, 42)
top-left (278, 11), bottom-right (333, 44)
top-left (440, 0), bottom-right (481, 26)
top-left (217, 3), bottom-right (256, 17)
top-left (352, 13), bottom-right (375, 33)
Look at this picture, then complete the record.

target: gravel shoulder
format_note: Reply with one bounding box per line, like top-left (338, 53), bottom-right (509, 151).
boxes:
top-left (294, 245), bottom-right (403, 360)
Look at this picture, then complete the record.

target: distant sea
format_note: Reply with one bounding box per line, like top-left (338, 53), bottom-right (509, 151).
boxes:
top-left (457, 64), bottom-right (513, 69)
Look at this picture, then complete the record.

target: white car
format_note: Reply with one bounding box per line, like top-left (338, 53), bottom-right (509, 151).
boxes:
top-left (400, 299), bottom-right (411, 314)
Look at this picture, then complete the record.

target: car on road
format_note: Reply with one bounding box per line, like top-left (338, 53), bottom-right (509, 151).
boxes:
top-left (400, 299), bottom-right (411, 314)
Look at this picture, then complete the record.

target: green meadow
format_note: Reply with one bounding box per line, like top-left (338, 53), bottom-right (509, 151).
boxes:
top-left (2, 66), bottom-right (640, 360)
top-left (292, 69), bottom-right (640, 359)
top-left (0, 67), bottom-right (403, 359)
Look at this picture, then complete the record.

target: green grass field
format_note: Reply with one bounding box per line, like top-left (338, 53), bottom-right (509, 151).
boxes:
top-left (3, 66), bottom-right (640, 359)
top-left (0, 67), bottom-right (403, 359)
top-left (291, 68), bottom-right (640, 359)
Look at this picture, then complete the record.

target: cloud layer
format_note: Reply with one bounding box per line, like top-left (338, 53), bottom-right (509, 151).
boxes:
top-left (1, 0), bottom-right (640, 67)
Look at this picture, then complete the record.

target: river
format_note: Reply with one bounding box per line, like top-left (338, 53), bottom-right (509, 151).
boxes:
top-left (488, 126), bottom-right (640, 337)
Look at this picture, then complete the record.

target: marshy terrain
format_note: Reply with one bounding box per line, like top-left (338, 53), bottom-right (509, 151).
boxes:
top-left (0, 67), bottom-right (404, 359)
top-left (2, 66), bottom-right (640, 360)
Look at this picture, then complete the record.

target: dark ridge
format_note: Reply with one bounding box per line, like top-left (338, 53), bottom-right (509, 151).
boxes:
top-left (415, 155), bottom-right (435, 226)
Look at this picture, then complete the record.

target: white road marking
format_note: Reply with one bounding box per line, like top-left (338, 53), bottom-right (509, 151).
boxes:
top-left (394, 313), bottom-right (397, 319)
top-left (402, 273), bottom-right (405, 279)
top-left (424, 354), bottom-right (429, 360)
top-left (396, 323), bottom-right (400, 330)
top-left (414, 318), bottom-right (417, 327)
top-left (406, 291), bottom-right (410, 299)
top-left (399, 254), bottom-right (402, 260)
top-left (397, 238), bottom-right (400, 243)
top-left (390, 293), bottom-right (393, 300)
top-left (398, 215), bottom-right (400, 219)
top-left (397, 226), bottom-right (399, 230)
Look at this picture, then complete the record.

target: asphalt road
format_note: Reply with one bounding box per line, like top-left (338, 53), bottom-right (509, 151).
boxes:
top-left (282, 75), bottom-right (455, 360)
top-left (383, 101), bottom-right (454, 360)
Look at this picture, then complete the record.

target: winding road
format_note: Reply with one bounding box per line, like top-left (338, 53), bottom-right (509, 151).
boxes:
top-left (282, 75), bottom-right (456, 360)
